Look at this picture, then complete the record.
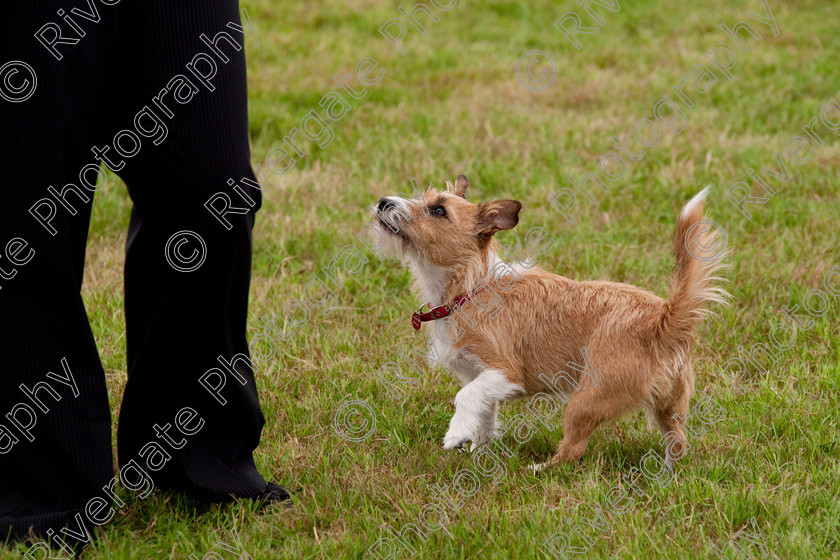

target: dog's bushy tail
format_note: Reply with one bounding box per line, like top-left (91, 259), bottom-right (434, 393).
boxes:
top-left (658, 187), bottom-right (730, 349)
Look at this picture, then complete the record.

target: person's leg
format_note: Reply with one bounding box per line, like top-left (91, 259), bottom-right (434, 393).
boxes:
top-left (110, 0), bottom-right (276, 500)
top-left (0, 4), bottom-right (116, 540)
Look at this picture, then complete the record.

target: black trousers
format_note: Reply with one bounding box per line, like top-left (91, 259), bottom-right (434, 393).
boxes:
top-left (0, 0), bottom-right (267, 540)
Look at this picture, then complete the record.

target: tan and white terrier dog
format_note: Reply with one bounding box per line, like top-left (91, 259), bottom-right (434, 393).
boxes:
top-left (372, 175), bottom-right (727, 468)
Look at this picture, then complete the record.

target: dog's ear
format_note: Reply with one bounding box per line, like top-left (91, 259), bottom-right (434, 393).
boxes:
top-left (477, 200), bottom-right (521, 237)
top-left (446, 174), bottom-right (469, 198)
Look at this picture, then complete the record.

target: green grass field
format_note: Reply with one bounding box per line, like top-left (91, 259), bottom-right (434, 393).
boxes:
top-left (5, 0), bottom-right (840, 558)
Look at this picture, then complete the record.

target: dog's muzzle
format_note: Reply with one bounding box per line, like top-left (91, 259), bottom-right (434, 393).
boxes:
top-left (377, 198), bottom-right (395, 212)
top-left (375, 198), bottom-right (408, 235)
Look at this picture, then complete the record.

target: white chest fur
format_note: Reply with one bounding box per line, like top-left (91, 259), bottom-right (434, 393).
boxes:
top-left (426, 327), bottom-right (485, 386)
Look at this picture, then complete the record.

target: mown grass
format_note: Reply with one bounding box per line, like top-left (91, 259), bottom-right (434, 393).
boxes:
top-left (4, 0), bottom-right (839, 558)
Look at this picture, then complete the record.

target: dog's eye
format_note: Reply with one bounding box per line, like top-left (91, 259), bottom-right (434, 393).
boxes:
top-left (431, 206), bottom-right (447, 217)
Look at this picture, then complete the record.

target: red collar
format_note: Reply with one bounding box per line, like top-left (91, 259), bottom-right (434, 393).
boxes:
top-left (411, 293), bottom-right (472, 330)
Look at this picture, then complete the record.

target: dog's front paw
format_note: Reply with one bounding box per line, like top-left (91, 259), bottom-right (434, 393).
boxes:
top-left (443, 431), bottom-right (472, 450)
top-left (443, 411), bottom-right (477, 450)
top-left (526, 461), bottom-right (550, 473)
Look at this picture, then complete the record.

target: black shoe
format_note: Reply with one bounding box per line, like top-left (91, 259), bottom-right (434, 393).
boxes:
top-left (256, 482), bottom-right (292, 509)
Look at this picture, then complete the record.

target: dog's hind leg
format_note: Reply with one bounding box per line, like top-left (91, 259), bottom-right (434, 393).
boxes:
top-left (550, 386), bottom-right (630, 464)
top-left (443, 369), bottom-right (523, 450)
top-left (551, 394), bottom-right (607, 464)
top-left (652, 370), bottom-right (693, 470)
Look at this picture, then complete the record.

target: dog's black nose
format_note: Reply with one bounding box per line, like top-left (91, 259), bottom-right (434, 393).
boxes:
top-left (377, 198), bottom-right (394, 212)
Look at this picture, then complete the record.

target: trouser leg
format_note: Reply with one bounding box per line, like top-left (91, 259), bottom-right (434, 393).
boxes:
top-left (0, 3), bottom-right (116, 539)
top-left (111, 0), bottom-right (268, 499)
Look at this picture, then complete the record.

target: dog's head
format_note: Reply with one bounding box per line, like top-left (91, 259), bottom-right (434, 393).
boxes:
top-left (372, 175), bottom-right (521, 268)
